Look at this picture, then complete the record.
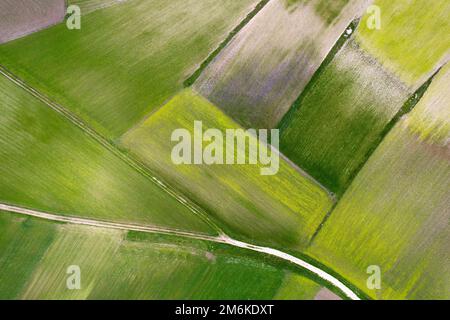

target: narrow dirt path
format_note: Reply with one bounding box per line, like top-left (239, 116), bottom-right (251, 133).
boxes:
top-left (0, 65), bottom-right (222, 235)
top-left (0, 203), bottom-right (361, 300)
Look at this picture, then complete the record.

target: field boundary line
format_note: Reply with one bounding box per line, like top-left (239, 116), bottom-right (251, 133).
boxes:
top-left (65, 0), bottom-right (133, 16)
top-left (193, 87), bottom-right (337, 201)
top-left (277, 18), bottom-right (361, 131)
top-left (0, 64), bottom-right (223, 236)
top-left (279, 151), bottom-right (336, 201)
top-left (307, 66), bottom-right (443, 246)
top-left (276, 19), bottom-right (360, 202)
top-left (0, 202), bottom-right (362, 300)
top-left (183, 0), bottom-right (271, 87)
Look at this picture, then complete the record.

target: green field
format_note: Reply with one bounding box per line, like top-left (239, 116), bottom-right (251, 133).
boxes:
top-left (278, 0), bottom-right (450, 195)
top-left (1, 0), bottom-right (448, 301)
top-left (121, 89), bottom-right (333, 250)
top-left (307, 65), bottom-right (450, 299)
top-left (274, 272), bottom-right (340, 300)
top-left (357, 0), bottom-right (450, 87)
top-left (405, 65), bottom-right (450, 145)
top-left (194, 0), bottom-right (370, 128)
top-left (0, 211), bottom-right (330, 299)
top-left (279, 39), bottom-right (409, 194)
top-left (0, 213), bottom-right (58, 299)
top-left (0, 0), bottom-right (259, 138)
top-left (0, 74), bottom-right (213, 234)
top-left (68, 0), bottom-right (125, 14)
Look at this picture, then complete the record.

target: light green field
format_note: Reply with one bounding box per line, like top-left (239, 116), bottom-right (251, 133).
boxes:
top-left (0, 74), bottom-right (212, 234)
top-left (195, 0), bottom-right (370, 128)
top-left (279, 39), bottom-right (409, 195)
top-left (0, 0), bottom-right (259, 138)
top-left (68, 0), bottom-right (126, 14)
top-left (1, 0), bottom-right (447, 301)
top-left (308, 65), bottom-right (450, 299)
top-left (357, 0), bottom-right (450, 87)
top-left (0, 211), bottom-right (329, 299)
top-left (405, 65), bottom-right (450, 145)
top-left (0, 213), bottom-right (57, 299)
top-left (121, 89), bottom-right (333, 250)
top-left (0, 0), bottom-right (65, 44)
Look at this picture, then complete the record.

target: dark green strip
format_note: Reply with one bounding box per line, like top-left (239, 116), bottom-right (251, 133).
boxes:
top-left (339, 67), bottom-right (441, 195)
top-left (308, 67), bottom-right (441, 246)
top-left (277, 18), bottom-right (359, 130)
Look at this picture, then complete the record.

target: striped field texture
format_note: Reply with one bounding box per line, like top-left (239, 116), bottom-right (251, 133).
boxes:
top-left (194, 0), bottom-right (371, 128)
top-left (121, 89), bottom-right (333, 250)
top-left (0, 0), bottom-right (259, 138)
top-left (357, 0), bottom-right (450, 87)
top-left (0, 0), bottom-right (65, 44)
top-left (279, 0), bottom-right (450, 194)
top-left (307, 64), bottom-right (450, 299)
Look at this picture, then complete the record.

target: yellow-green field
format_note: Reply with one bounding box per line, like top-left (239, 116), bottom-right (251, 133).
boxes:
top-left (122, 89), bottom-right (333, 250)
top-left (308, 65), bottom-right (450, 299)
top-left (274, 273), bottom-right (340, 300)
top-left (357, 0), bottom-right (450, 87)
top-left (0, 0), bottom-right (448, 301)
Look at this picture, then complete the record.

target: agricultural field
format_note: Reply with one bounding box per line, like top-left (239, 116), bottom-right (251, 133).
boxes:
top-left (279, 39), bottom-right (409, 194)
top-left (0, 0), bottom-right (260, 138)
top-left (121, 89), bottom-right (333, 250)
top-left (0, 211), bottom-right (333, 300)
top-left (307, 64), bottom-right (450, 299)
top-left (357, 0), bottom-right (450, 87)
top-left (0, 212), bottom-right (58, 299)
top-left (274, 273), bottom-right (341, 300)
top-left (0, 73), bottom-right (212, 234)
top-left (68, 0), bottom-right (128, 14)
top-left (0, 0), bottom-right (65, 44)
top-left (279, 0), bottom-right (450, 194)
top-left (0, 0), bottom-right (448, 302)
top-left (194, 0), bottom-right (371, 128)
